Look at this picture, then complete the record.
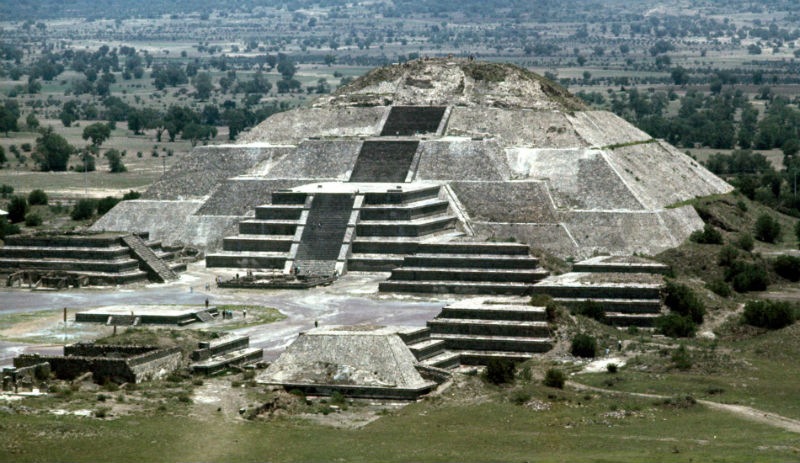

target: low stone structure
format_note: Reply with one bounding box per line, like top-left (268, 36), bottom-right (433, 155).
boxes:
top-left (258, 325), bottom-right (443, 400)
top-left (0, 232), bottom-right (187, 287)
top-left (76, 305), bottom-right (219, 326)
top-left (13, 343), bottom-right (182, 384)
top-left (191, 335), bottom-right (263, 375)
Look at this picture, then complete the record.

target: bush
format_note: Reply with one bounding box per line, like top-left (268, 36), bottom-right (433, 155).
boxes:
top-left (671, 345), bottom-right (692, 370)
top-left (664, 281), bottom-right (705, 324)
top-left (726, 261), bottom-right (769, 292)
top-left (754, 214), bottom-right (781, 243)
top-left (529, 293), bottom-right (552, 307)
top-left (774, 255), bottom-right (800, 282)
top-left (743, 300), bottom-right (796, 329)
top-left (571, 300), bottom-right (606, 322)
top-left (0, 184), bottom-right (13, 198)
top-left (545, 302), bottom-right (559, 322)
top-left (717, 245), bottom-right (738, 266)
top-left (689, 223), bottom-right (723, 244)
top-left (104, 149), bottom-right (127, 173)
top-left (122, 190), bottom-right (141, 200)
top-left (0, 217), bottom-right (20, 239)
top-left (27, 189), bottom-right (48, 205)
top-left (656, 313), bottom-right (696, 337)
top-left (705, 278), bottom-right (731, 297)
top-left (736, 233), bottom-right (754, 252)
top-left (484, 358), bottom-right (516, 385)
top-left (7, 195), bottom-right (29, 223)
top-left (570, 333), bottom-right (597, 358)
top-left (606, 363), bottom-right (618, 373)
top-left (96, 196), bottom-right (121, 215)
top-left (543, 368), bottom-right (566, 389)
top-left (24, 213), bottom-right (42, 226)
top-left (71, 199), bottom-right (97, 220)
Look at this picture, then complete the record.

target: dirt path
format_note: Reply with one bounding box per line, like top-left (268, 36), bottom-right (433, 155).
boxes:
top-left (568, 381), bottom-right (800, 434)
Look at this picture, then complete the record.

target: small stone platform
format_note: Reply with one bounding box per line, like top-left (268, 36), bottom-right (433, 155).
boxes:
top-left (257, 325), bottom-right (443, 400)
top-left (75, 305), bottom-right (219, 326)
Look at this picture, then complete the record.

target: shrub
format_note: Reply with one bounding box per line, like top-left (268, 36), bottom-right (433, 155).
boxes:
top-left (571, 300), bottom-right (606, 322)
top-left (543, 368), bottom-right (566, 389)
top-left (7, 195), bottom-right (29, 223)
top-left (754, 214), bottom-right (781, 243)
top-left (122, 190), bottom-right (141, 200)
top-left (726, 261), bottom-right (769, 292)
top-left (484, 358), bottom-right (516, 385)
top-left (510, 389), bottom-right (532, 405)
top-left (717, 245), bottom-right (738, 266)
top-left (529, 293), bottom-right (552, 307)
top-left (689, 223), bottom-right (723, 244)
top-left (0, 217), bottom-right (20, 239)
top-left (71, 199), bottom-right (97, 220)
top-left (671, 345), bottom-right (692, 370)
top-left (656, 313), bottom-right (696, 338)
top-left (606, 363), bottom-right (618, 373)
top-left (96, 196), bottom-right (121, 215)
top-left (705, 278), bottom-right (731, 298)
top-left (0, 184), bottom-right (13, 198)
top-left (774, 255), bottom-right (800, 282)
top-left (27, 189), bottom-right (48, 205)
top-left (736, 233), bottom-right (754, 252)
top-left (545, 302), bottom-right (559, 322)
top-left (664, 281), bottom-right (705, 324)
top-left (795, 221), bottom-right (800, 247)
top-left (24, 213), bottom-right (42, 226)
top-left (570, 333), bottom-right (597, 358)
top-left (743, 300), bottom-right (796, 329)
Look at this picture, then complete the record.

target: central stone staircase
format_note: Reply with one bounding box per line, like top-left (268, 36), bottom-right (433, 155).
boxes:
top-left (294, 194), bottom-right (355, 276)
top-left (349, 140), bottom-right (420, 183)
top-left (379, 106), bottom-right (447, 136)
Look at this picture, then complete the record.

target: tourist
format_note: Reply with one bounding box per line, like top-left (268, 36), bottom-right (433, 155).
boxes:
top-left (243, 309), bottom-right (247, 319)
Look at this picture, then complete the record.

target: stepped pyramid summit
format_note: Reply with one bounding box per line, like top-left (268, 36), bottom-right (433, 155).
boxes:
top-left (94, 59), bottom-right (731, 287)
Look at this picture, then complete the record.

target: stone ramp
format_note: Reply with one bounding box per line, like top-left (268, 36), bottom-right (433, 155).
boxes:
top-left (349, 140), bottom-right (419, 182)
top-left (380, 106), bottom-right (446, 136)
top-left (294, 194), bottom-right (354, 276)
top-left (121, 235), bottom-right (178, 282)
top-left (191, 335), bottom-right (263, 375)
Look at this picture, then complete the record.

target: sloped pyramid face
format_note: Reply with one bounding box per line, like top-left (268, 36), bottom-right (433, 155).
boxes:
top-left (93, 59), bottom-right (731, 258)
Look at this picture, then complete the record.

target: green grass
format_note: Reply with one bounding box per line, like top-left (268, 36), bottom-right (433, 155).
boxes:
top-left (1, 380), bottom-right (798, 462)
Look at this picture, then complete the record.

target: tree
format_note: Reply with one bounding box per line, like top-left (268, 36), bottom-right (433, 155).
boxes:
top-left (82, 122), bottom-right (112, 147)
top-left (571, 333), bottom-right (597, 358)
top-left (71, 199), bottom-right (96, 220)
top-left (0, 145), bottom-right (6, 167)
top-left (754, 214), bottom-right (781, 243)
top-left (33, 127), bottom-right (74, 172)
top-left (27, 189), bottom-right (48, 205)
top-left (193, 72), bottom-right (213, 100)
top-left (59, 101), bottom-right (80, 127)
top-left (277, 57), bottom-right (297, 80)
top-left (25, 113), bottom-right (39, 130)
top-left (0, 102), bottom-right (20, 136)
top-left (7, 195), bottom-right (28, 223)
top-left (104, 149), bottom-right (127, 173)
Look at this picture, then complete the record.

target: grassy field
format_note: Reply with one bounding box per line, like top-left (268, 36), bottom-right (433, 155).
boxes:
top-left (2, 370), bottom-right (798, 462)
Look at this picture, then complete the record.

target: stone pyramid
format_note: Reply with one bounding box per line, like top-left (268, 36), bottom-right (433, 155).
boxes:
top-left (93, 59), bottom-right (731, 260)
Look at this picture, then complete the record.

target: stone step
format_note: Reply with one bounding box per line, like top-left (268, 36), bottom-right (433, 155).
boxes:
top-left (440, 304), bottom-right (547, 321)
top-left (351, 238), bottom-right (421, 255)
top-left (403, 254), bottom-right (540, 269)
top-left (458, 350), bottom-right (538, 365)
top-left (428, 318), bottom-right (551, 337)
top-left (379, 280), bottom-right (535, 295)
top-left (0, 246), bottom-right (132, 260)
top-left (356, 215), bottom-right (457, 237)
top-left (420, 351), bottom-right (461, 369)
top-left (555, 298), bottom-right (662, 314)
top-left (238, 220), bottom-right (298, 235)
top-left (530, 284), bottom-right (662, 299)
top-left (407, 338), bottom-right (447, 361)
top-left (191, 347), bottom-right (263, 375)
top-left (0, 257), bottom-right (141, 273)
top-left (390, 267), bottom-right (549, 283)
top-left (572, 260), bottom-right (669, 275)
top-left (347, 254), bottom-right (405, 272)
top-left (222, 235), bottom-right (294, 253)
top-left (255, 205), bottom-right (305, 220)
top-left (270, 191), bottom-right (309, 205)
top-left (430, 333), bottom-right (553, 353)
top-left (121, 234), bottom-right (178, 282)
top-left (362, 185), bottom-right (442, 205)
top-left (418, 242), bottom-right (532, 255)
top-left (205, 251), bottom-right (288, 269)
top-left (195, 310), bottom-right (215, 323)
top-left (605, 312), bottom-right (662, 327)
top-left (397, 327), bottom-right (431, 345)
top-left (359, 199), bottom-right (449, 221)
